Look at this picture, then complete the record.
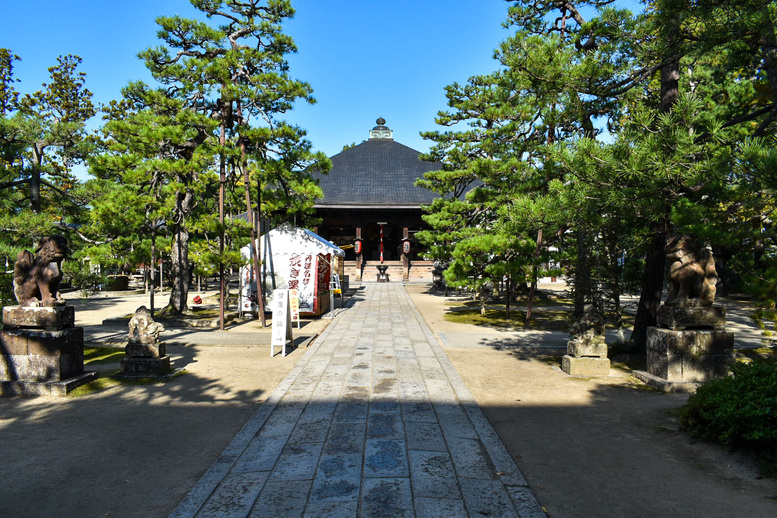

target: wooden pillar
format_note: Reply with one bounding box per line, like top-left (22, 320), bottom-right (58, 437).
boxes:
top-left (355, 227), bottom-right (363, 281)
top-left (401, 227), bottom-right (410, 281)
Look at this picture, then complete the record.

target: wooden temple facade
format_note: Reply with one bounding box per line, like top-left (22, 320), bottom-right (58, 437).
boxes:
top-left (313, 118), bottom-right (441, 282)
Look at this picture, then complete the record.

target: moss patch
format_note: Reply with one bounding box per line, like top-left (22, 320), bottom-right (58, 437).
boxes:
top-left (68, 377), bottom-right (120, 396)
top-left (84, 346), bottom-right (125, 366)
top-left (70, 352), bottom-right (188, 397)
top-left (443, 306), bottom-right (571, 331)
top-left (182, 307), bottom-right (220, 318)
top-left (737, 347), bottom-right (777, 362)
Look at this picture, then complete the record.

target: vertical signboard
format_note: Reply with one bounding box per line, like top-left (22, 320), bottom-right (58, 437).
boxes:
top-left (288, 253), bottom-right (316, 313)
top-left (289, 288), bottom-right (300, 329)
top-left (271, 289), bottom-right (294, 357)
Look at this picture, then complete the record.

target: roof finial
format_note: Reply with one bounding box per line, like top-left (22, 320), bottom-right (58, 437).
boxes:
top-left (370, 117), bottom-right (393, 140)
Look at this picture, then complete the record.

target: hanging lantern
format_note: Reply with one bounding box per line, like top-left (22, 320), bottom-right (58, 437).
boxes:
top-left (379, 225), bottom-right (384, 263)
top-left (402, 240), bottom-right (410, 255)
top-left (354, 240), bottom-right (362, 255)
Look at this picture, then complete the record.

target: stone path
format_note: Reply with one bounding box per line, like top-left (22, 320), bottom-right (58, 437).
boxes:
top-left (169, 283), bottom-right (544, 517)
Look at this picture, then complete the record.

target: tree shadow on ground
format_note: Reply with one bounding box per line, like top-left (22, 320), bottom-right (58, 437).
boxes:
top-left (478, 379), bottom-right (777, 518)
top-left (0, 354), bottom-right (272, 517)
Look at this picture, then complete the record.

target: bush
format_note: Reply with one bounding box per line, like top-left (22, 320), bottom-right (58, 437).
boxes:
top-left (679, 357), bottom-right (777, 476)
top-left (63, 260), bottom-right (106, 298)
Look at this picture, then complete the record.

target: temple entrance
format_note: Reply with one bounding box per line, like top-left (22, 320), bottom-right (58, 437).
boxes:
top-left (361, 223), bottom-right (401, 262)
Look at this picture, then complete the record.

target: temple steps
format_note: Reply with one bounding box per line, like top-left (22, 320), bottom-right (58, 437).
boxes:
top-left (342, 260), bottom-right (434, 283)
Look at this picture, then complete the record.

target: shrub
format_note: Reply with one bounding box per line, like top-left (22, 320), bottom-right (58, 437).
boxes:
top-left (63, 260), bottom-right (106, 298)
top-left (679, 357), bottom-right (777, 476)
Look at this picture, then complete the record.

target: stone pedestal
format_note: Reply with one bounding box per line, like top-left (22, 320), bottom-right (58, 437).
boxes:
top-left (634, 305), bottom-right (734, 392)
top-left (1, 306), bottom-right (97, 396)
top-left (120, 355), bottom-right (172, 377)
top-left (120, 341), bottom-right (172, 377)
top-left (2, 305), bottom-right (75, 330)
top-left (562, 339), bottom-right (610, 376)
top-left (656, 305), bottom-right (727, 330)
top-left (126, 341), bottom-right (166, 359)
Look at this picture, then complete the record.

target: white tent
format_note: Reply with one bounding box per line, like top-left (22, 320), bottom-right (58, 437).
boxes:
top-left (240, 224), bottom-right (344, 316)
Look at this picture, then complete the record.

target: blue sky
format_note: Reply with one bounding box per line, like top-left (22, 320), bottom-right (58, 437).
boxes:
top-left (1, 0), bottom-right (643, 171)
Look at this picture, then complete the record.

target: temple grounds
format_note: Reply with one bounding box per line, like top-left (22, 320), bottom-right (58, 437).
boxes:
top-left (0, 283), bottom-right (775, 517)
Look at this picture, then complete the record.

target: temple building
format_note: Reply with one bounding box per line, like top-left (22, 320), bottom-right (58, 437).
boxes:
top-left (313, 118), bottom-right (441, 282)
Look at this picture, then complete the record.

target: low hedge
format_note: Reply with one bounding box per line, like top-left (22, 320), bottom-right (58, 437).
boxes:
top-left (679, 357), bottom-right (777, 476)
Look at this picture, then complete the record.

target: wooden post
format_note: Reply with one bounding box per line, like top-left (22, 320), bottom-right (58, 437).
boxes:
top-left (218, 92), bottom-right (226, 331)
top-left (150, 225), bottom-right (156, 319)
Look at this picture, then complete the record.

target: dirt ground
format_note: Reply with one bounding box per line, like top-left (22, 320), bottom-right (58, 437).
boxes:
top-left (1, 286), bottom-right (776, 517)
top-left (0, 291), bottom-right (324, 518)
top-left (403, 284), bottom-right (777, 518)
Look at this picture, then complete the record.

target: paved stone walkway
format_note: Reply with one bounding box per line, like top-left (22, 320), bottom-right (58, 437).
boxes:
top-left (169, 283), bottom-right (544, 517)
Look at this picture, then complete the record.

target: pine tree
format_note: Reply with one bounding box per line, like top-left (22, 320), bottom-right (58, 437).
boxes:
top-left (0, 50), bottom-right (94, 259)
top-left (419, 1), bottom-right (641, 319)
top-left (91, 1), bottom-right (328, 317)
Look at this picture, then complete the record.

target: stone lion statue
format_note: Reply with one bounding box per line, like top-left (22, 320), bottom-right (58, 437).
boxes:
top-left (569, 306), bottom-right (606, 344)
top-left (665, 235), bottom-right (717, 307)
top-left (13, 235), bottom-right (69, 307)
top-left (128, 306), bottom-right (165, 345)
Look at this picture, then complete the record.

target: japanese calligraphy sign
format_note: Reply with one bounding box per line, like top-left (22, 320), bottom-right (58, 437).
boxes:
top-left (271, 289), bottom-right (294, 357)
top-left (289, 288), bottom-right (300, 328)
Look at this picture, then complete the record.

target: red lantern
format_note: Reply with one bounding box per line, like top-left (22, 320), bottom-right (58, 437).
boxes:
top-left (402, 240), bottom-right (410, 254)
top-left (354, 240), bottom-right (362, 255)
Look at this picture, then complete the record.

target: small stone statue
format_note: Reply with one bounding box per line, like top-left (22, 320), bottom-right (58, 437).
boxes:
top-left (563, 305), bottom-right (610, 376)
top-left (122, 306), bottom-right (170, 376)
top-left (664, 235), bottom-right (717, 307)
top-left (13, 235), bottom-right (69, 307)
top-left (569, 306), bottom-right (606, 345)
top-left (128, 306), bottom-right (165, 345)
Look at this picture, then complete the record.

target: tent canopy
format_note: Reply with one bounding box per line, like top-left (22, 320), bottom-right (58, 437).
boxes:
top-left (251, 223), bottom-right (345, 258)
top-left (240, 224), bottom-right (342, 316)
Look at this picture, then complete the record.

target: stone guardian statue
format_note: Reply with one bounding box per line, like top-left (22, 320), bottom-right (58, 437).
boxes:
top-left (13, 235), bottom-right (69, 307)
top-left (664, 235), bottom-right (717, 307)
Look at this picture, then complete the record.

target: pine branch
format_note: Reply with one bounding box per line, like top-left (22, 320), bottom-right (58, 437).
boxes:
top-left (694, 104), bottom-right (776, 143)
top-left (0, 178), bottom-right (29, 190)
top-left (53, 223), bottom-right (109, 245)
top-left (40, 178), bottom-right (69, 198)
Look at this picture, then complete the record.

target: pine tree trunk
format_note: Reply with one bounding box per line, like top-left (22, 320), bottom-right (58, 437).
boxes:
top-left (526, 228), bottom-right (543, 323)
top-left (30, 144), bottom-right (43, 213)
top-left (607, 228), bottom-right (625, 343)
top-left (505, 275), bottom-right (512, 320)
top-left (757, 9), bottom-right (777, 135)
top-left (630, 8), bottom-right (680, 350)
top-left (30, 168), bottom-right (41, 213)
top-left (630, 220), bottom-right (667, 349)
top-left (165, 190), bottom-right (194, 315)
top-left (239, 112), bottom-right (266, 326)
top-left (149, 224), bottom-right (156, 318)
top-left (166, 225), bottom-right (190, 314)
top-left (574, 228), bottom-right (590, 317)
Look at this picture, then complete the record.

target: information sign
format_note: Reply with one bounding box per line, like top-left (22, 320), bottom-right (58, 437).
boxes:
top-left (271, 289), bottom-right (294, 357)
